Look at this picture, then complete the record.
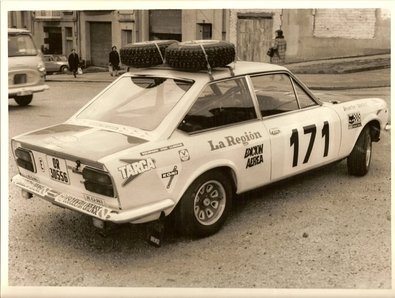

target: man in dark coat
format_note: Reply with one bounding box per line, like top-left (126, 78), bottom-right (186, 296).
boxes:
top-left (109, 46), bottom-right (120, 76)
top-left (68, 49), bottom-right (79, 78)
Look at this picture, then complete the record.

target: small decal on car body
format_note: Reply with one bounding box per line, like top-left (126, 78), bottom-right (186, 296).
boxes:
top-left (140, 143), bottom-right (184, 156)
top-left (118, 158), bottom-right (156, 186)
top-left (179, 149), bottom-right (190, 162)
top-left (348, 112), bottom-right (362, 129)
top-left (244, 144), bottom-right (264, 169)
top-left (208, 131), bottom-right (262, 151)
top-left (161, 165), bottom-right (179, 190)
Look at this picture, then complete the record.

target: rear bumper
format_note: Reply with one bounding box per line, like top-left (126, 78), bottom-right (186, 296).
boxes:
top-left (12, 174), bottom-right (175, 224)
top-left (9, 84), bottom-right (49, 97)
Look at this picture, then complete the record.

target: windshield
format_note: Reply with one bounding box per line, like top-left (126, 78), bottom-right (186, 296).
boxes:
top-left (8, 33), bottom-right (38, 57)
top-left (76, 76), bottom-right (194, 131)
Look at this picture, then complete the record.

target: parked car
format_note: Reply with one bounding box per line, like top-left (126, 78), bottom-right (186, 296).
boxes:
top-left (8, 28), bottom-right (48, 106)
top-left (11, 41), bottom-right (390, 240)
top-left (43, 54), bottom-right (69, 74)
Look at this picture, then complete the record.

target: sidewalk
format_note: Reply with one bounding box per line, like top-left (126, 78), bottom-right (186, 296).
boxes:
top-left (45, 54), bottom-right (390, 90)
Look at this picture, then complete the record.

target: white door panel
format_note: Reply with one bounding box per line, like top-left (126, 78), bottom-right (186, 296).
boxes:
top-left (186, 121), bottom-right (271, 193)
top-left (262, 107), bottom-right (341, 181)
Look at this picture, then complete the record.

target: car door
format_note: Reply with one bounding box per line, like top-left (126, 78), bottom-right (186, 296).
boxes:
top-left (249, 72), bottom-right (341, 182)
top-left (177, 76), bottom-right (272, 193)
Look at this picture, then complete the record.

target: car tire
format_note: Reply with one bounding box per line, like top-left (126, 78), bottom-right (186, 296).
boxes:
top-left (175, 170), bottom-right (233, 238)
top-left (14, 95), bottom-right (33, 106)
top-left (165, 40), bottom-right (236, 71)
top-left (60, 65), bottom-right (69, 73)
top-left (120, 40), bottom-right (178, 68)
top-left (347, 126), bottom-right (372, 176)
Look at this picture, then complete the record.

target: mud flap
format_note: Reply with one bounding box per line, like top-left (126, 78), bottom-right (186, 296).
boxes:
top-left (146, 212), bottom-right (166, 247)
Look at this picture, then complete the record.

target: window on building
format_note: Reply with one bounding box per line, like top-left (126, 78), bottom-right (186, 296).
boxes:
top-left (65, 27), bottom-right (72, 38)
top-left (9, 11), bottom-right (17, 28)
top-left (197, 23), bottom-right (212, 40)
top-left (149, 10), bottom-right (182, 41)
top-left (121, 30), bottom-right (133, 47)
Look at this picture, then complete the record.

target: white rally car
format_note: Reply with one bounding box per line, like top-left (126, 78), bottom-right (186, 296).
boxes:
top-left (11, 58), bottom-right (389, 238)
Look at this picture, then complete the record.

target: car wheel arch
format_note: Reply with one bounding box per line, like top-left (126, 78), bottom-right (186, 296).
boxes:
top-left (176, 163), bottom-right (238, 204)
top-left (367, 119), bottom-right (381, 142)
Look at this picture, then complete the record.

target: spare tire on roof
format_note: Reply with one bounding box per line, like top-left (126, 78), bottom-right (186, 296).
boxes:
top-left (165, 40), bottom-right (236, 71)
top-left (120, 40), bottom-right (178, 68)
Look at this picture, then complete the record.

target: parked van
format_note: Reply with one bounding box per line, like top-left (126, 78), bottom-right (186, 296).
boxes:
top-left (8, 28), bottom-right (48, 106)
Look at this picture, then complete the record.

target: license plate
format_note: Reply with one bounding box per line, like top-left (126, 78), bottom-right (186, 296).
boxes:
top-left (55, 193), bottom-right (111, 219)
top-left (46, 155), bottom-right (70, 184)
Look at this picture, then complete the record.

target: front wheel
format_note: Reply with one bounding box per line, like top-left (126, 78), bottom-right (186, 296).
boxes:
top-left (347, 126), bottom-right (372, 176)
top-left (175, 170), bottom-right (233, 238)
top-left (14, 95), bottom-right (33, 106)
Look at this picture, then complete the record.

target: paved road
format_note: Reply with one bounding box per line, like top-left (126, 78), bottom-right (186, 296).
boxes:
top-left (5, 80), bottom-right (391, 296)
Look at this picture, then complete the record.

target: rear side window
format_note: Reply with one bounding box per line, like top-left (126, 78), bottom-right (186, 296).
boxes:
top-left (8, 34), bottom-right (38, 57)
top-left (178, 77), bottom-right (257, 133)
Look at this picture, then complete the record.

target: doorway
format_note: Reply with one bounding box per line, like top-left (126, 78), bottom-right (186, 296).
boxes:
top-left (236, 14), bottom-right (273, 62)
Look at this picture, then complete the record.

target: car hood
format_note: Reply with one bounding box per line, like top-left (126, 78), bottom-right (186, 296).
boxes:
top-left (14, 123), bottom-right (147, 161)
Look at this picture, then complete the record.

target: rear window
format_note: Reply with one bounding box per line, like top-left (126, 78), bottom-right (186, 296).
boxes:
top-left (76, 76), bottom-right (194, 131)
top-left (8, 33), bottom-right (38, 57)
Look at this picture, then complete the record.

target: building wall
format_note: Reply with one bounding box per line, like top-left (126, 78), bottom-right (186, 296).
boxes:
top-left (79, 11), bottom-right (136, 66)
top-left (9, 9), bottom-right (390, 66)
top-left (182, 9), bottom-right (224, 41)
top-left (286, 9), bottom-right (390, 61)
top-left (228, 8), bottom-right (390, 62)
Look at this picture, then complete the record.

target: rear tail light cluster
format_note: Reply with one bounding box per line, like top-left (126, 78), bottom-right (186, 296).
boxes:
top-left (82, 167), bottom-right (114, 197)
top-left (15, 148), bottom-right (35, 172)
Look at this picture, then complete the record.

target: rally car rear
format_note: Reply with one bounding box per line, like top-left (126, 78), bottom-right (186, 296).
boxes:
top-left (11, 123), bottom-right (175, 227)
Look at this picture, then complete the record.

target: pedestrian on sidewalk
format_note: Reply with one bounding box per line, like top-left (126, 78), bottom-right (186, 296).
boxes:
top-left (270, 29), bottom-right (287, 65)
top-left (68, 49), bottom-right (80, 78)
top-left (109, 46), bottom-right (120, 77)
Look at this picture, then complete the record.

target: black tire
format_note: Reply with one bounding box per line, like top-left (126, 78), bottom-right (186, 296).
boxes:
top-left (120, 40), bottom-right (178, 68)
top-left (347, 126), bottom-right (372, 176)
top-left (14, 95), bottom-right (33, 106)
top-left (60, 65), bottom-right (69, 73)
top-left (175, 170), bottom-right (233, 238)
top-left (165, 40), bottom-right (235, 71)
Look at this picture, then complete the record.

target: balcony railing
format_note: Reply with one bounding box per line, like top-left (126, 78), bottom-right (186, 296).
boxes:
top-left (34, 11), bottom-right (62, 20)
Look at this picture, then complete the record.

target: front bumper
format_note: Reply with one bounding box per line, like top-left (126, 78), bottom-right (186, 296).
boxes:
top-left (9, 84), bottom-right (49, 97)
top-left (12, 174), bottom-right (175, 223)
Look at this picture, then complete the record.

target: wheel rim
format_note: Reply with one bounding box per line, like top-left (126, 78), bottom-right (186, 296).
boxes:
top-left (193, 180), bottom-right (226, 226)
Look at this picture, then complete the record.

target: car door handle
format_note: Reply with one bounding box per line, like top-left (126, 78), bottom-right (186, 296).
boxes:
top-left (269, 128), bottom-right (281, 135)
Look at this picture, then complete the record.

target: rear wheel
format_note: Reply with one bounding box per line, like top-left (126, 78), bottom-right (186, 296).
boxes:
top-left (347, 126), bottom-right (372, 176)
top-left (60, 65), bottom-right (69, 73)
top-left (175, 170), bottom-right (233, 238)
top-left (14, 95), bottom-right (33, 106)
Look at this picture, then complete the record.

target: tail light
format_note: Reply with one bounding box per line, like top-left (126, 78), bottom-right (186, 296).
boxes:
top-left (82, 167), bottom-right (114, 197)
top-left (15, 148), bottom-right (35, 172)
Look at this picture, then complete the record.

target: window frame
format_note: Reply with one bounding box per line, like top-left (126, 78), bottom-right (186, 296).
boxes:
top-left (177, 75), bottom-right (262, 135)
top-left (247, 71), bottom-right (322, 119)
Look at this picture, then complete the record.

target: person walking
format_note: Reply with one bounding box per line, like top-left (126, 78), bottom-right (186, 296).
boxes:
top-left (109, 46), bottom-right (120, 76)
top-left (270, 29), bottom-right (287, 65)
top-left (68, 49), bottom-right (80, 78)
